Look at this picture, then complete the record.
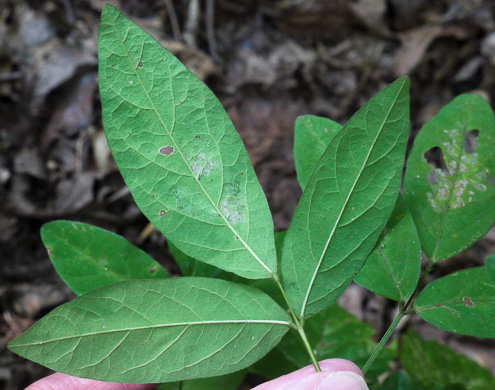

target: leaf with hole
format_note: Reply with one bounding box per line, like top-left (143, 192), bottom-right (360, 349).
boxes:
top-left (404, 94), bottom-right (495, 262)
top-left (8, 278), bottom-right (291, 383)
top-left (41, 221), bottom-right (168, 295)
top-left (294, 115), bottom-right (342, 190)
top-left (253, 304), bottom-right (396, 386)
top-left (281, 77), bottom-right (410, 319)
top-left (414, 266), bottom-right (495, 338)
top-left (354, 195), bottom-right (421, 302)
top-left (99, 5), bottom-right (276, 279)
top-left (400, 330), bottom-right (495, 390)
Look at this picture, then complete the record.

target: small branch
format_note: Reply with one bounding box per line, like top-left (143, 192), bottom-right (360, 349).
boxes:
top-left (164, 0), bottom-right (181, 41)
top-left (206, 0), bottom-right (220, 62)
top-left (184, 0), bottom-right (200, 47)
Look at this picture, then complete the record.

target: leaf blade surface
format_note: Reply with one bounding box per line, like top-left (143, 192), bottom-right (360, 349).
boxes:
top-left (403, 94), bottom-right (495, 262)
top-left (282, 78), bottom-right (410, 319)
top-left (8, 278), bottom-right (291, 383)
top-left (41, 221), bottom-right (168, 295)
top-left (294, 115), bottom-right (342, 190)
top-left (354, 195), bottom-right (421, 301)
top-left (414, 267), bottom-right (495, 338)
top-left (99, 5), bottom-right (276, 279)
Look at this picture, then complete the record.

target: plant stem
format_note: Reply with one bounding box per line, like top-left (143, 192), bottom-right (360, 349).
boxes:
top-left (362, 310), bottom-right (405, 375)
top-left (273, 276), bottom-right (321, 372)
top-left (362, 261), bottom-right (435, 375)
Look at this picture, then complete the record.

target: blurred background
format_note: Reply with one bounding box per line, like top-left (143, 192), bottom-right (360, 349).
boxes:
top-left (1, 0), bottom-right (495, 388)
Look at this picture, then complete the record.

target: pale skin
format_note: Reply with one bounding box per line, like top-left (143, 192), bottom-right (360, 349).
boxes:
top-left (25, 359), bottom-right (368, 390)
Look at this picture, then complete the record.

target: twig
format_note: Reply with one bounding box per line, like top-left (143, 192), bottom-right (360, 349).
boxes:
top-left (184, 0), bottom-right (200, 47)
top-left (164, 0), bottom-right (181, 41)
top-left (63, 0), bottom-right (75, 23)
top-left (206, 0), bottom-right (220, 62)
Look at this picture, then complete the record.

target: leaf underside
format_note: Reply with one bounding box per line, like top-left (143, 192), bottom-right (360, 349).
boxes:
top-left (282, 77), bottom-right (410, 319)
top-left (414, 267), bottom-right (495, 338)
top-left (99, 5), bottom-right (276, 279)
top-left (400, 330), bottom-right (495, 390)
top-left (294, 115), bottom-right (342, 191)
top-left (404, 94), bottom-right (495, 262)
top-left (41, 221), bottom-right (168, 295)
top-left (8, 278), bottom-right (291, 383)
top-left (354, 195), bottom-right (421, 302)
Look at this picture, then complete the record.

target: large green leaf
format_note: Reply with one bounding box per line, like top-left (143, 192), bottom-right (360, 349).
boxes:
top-left (354, 195), bottom-right (421, 302)
top-left (41, 221), bottom-right (168, 295)
top-left (400, 330), bottom-right (495, 390)
top-left (282, 77), bottom-right (410, 319)
top-left (8, 278), bottom-right (291, 383)
top-left (253, 304), bottom-right (396, 386)
top-left (404, 94), bottom-right (495, 262)
top-left (414, 266), bottom-right (495, 338)
top-left (99, 5), bottom-right (276, 279)
top-left (294, 115), bottom-right (342, 190)
top-left (486, 254), bottom-right (495, 285)
top-left (158, 371), bottom-right (246, 390)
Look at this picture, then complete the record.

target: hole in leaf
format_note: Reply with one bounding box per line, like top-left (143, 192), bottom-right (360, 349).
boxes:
top-left (159, 146), bottom-right (175, 156)
top-left (424, 147), bottom-right (450, 184)
top-left (463, 129), bottom-right (479, 154)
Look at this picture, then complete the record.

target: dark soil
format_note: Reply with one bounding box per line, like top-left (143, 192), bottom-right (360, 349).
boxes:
top-left (1, 0), bottom-right (495, 389)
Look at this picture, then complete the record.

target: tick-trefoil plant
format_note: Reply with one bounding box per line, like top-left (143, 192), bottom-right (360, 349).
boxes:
top-left (8, 5), bottom-right (495, 388)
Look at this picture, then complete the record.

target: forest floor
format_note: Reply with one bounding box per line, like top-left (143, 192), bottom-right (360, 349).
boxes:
top-left (1, 0), bottom-right (495, 388)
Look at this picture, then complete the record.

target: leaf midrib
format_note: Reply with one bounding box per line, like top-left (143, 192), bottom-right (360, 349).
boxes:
top-left (12, 319), bottom-right (291, 348)
top-left (299, 83), bottom-right (406, 319)
top-left (106, 13), bottom-right (273, 277)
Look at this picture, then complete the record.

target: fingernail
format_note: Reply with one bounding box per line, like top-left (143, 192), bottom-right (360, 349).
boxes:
top-left (316, 371), bottom-right (369, 390)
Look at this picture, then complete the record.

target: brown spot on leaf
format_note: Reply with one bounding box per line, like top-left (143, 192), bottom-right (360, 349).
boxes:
top-left (160, 210), bottom-right (166, 216)
top-left (150, 268), bottom-right (156, 274)
top-left (159, 146), bottom-right (174, 156)
top-left (138, 61), bottom-right (143, 67)
top-left (463, 297), bottom-right (474, 307)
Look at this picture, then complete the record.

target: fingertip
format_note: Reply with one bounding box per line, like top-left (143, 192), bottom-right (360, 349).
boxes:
top-left (318, 359), bottom-right (364, 377)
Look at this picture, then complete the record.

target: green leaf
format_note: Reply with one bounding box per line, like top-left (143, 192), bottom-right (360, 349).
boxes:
top-left (41, 221), bottom-right (168, 295)
top-left (8, 278), bottom-right (291, 383)
top-left (99, 5), bottom-right (276, 279)
top-left (372, 372), bottom-right (420, 390)
top-left (253, 305), bottom-right (396, 386)
top-left (157, 371), bottom-right (246, 390)
top-left (354, 195), bottom-right (421, 301)
top-left (403, 94), bottom-right (495, 262)
top-left (168, 240), bottom-right (221, 278)
top-left (294, 115), bottom-right (342, 190)
top-left (282, 77), bottom-right (410, 319)
top-left (400, 330), bottom-right (495, 390)
top-left (414, 266), bottom-right (495, 338)
top-left (486, 254), bottom-right (495, 285)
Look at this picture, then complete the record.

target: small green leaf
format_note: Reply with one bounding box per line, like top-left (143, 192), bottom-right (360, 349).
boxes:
top-left (282, 77), bottom-right (410, 319)
top-left (99, 5), bottom-right (276, 279)
top-left (404, 94), bottom-right (495, 262)
top-left (355, 195), bottom-right (421, 301)
top-left (8, 278), bottom-right (291, 383)
top-left (486, 254), bottom-right (495, 285)
top-left (41, 221), bottom-right (168, 295)
top-left (294, 115), bottom-right (342, 190)
top-left (253, 305), bottom-right (396, 386)
top-left (157, 371), bottom-right (246, 390)
top-left (400, 330), bottom-right (495, 390)
top-left (414, 267), bottom-right (495, 338)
